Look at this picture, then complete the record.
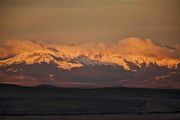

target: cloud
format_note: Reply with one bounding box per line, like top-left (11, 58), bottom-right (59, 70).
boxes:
top-left (0, 39), bottom-right (43, 58)
top-left (0, 37), bottom-right (179, 60)
top-left (116, 37), bottom-right (179, 59)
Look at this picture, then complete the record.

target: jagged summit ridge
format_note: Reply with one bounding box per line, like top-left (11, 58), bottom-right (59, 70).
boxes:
top-left (0, 37), bottom-right (179, 88)
top-left (0, 37), bottom-right (180, 70)
top-left (0, 50), bottom-right (83, 70)
top-left (0, 49), bottom-right (179, 71)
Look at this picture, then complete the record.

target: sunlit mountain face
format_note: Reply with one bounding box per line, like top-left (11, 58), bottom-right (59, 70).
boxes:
top-left (0, 37), bottom-right (180, 88)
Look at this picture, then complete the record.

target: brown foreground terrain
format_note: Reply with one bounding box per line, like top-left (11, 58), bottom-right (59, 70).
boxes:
top-left (0, 83), bottom-right (180, 120)
top-left (1, 114), bottom-right (180, 120)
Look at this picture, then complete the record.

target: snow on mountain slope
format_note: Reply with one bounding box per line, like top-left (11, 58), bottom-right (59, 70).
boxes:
top-left (0, 37), bottom-right (180, 71)
top-left (0, 38), bottom-right (180, 88)
top-left (0, 50), bottom-right (179, 71)
top-left (0, 50), bottom-right (83, 70)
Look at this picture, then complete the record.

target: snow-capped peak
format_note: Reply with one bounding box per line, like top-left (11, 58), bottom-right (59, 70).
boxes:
top-left (0, 50), bottom-right (55, 65)
top-left (0, 50), bottom-right (83, 70)
top-left (0, 49), bottom-right (179, 71)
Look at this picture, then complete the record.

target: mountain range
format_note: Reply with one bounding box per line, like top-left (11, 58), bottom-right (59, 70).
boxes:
top-left (0, 37), bottom-right (180, 88)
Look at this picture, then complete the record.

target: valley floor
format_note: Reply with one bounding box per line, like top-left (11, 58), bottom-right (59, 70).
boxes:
top-left (1, 84), bottom-right (180, 120)
top-left (1, 114), bottom-right (180, 120)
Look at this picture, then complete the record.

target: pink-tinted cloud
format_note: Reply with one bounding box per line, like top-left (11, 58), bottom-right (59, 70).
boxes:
top-left (0, 37), bottom-right (179, 60)
top-left (116, 37), bottom-right (179, 59)
top-left (0, 39), bottom-right (43, 58)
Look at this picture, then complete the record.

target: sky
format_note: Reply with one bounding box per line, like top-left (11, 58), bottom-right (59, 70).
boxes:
top-left (0, 0), bottom-right (180, 46)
